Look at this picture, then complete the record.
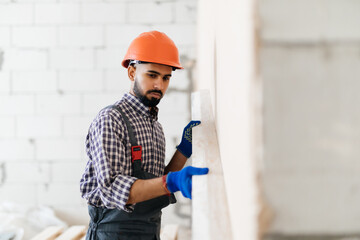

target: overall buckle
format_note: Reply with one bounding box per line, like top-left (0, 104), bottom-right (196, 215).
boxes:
top-left (131, 145), bottom-right (142, 163)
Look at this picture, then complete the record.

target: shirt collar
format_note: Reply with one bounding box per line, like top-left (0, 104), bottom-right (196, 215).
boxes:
top-left (123, 93), bottom-right (159, 121)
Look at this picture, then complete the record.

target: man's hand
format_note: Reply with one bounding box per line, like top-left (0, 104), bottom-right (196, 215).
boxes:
top-left (176, 120), bottom-right (201, 158)
top-left (166, 166), bottom-right (209, 199)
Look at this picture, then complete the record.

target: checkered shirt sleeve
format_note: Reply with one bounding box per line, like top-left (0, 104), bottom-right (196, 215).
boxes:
top-left (80, 109), bottom-right (137, 212)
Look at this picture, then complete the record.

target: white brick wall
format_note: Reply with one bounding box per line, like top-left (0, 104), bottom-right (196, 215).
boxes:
top-left (63, 116), bottom-right (93, 137)
top-left (51, 162), bottom-right (86, 183)
top-left (36, 94), bottom-right (81, 115)
top-left (95, 47), bottom-right (125, 69)
top-left (0, 72), bottom-right (11, 93)
top-left (104, 70), bottom-right (130, 92)
top-left (0, 95), bottom-right (35, 115)
top-left (50, 48), bottom-right (94, 69)
top-left (59, 70), bottom-right (103, 92)
top-left (0, 139), bottom-right (35, 160)
top-left (0, 0), bottom-right (197, 228)
top-left (37, 138), bottom-right (83, 160)
top-left (59, 26), bottom-right (103, 47)
top-left (128, 2), bottom-right (173, 24)
top-left (17, 116), bottom-right (62, 137)
top-left (81, 3), bottom-right (126, 24)
top-left (3, 49), bottom-right (48, 70)
top-left (35, 3), bottom-right (80, 24)
top-left (13, 71), bottom-right (57, 93)
top-left (175, 0), bottom-right (197, 23)
top-left (13, 26), bottom-right (57, 48)
top-left (0, 184), bottom-right (37, 205)
top-left (0, 27), bottom-right (11, 47)
top-left (0, 117), bottom-right (16, 137)
top-left (105, 25), bottom-right (149, 46)
top-left (82, 93), bottom-right (123, 115)
top-left (5, 162), bottom-right (50, 183)
top-left (0, 4), bottom-right (33, 25)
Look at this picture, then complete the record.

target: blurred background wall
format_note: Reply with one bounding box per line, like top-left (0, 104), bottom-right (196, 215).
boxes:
top-left (0, 0), bottom-right (196, 233)
top-left (260, 0), bottom-right (360, 236)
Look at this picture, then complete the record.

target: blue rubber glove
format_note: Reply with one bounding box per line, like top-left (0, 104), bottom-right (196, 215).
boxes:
top-left (176, 120), bottom-right (201, 158)
top-left (166, 166), bottom-right (209, 199)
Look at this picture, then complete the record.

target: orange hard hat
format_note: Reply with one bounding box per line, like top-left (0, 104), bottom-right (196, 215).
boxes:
top-left (121, 31), bottom-right (183, 70)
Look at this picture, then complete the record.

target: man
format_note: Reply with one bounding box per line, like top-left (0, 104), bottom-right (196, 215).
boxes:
top-left (80, 31), bottom-right (209, 240)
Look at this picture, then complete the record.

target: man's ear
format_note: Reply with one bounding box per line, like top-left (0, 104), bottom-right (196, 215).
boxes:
top-left (128, 65), bottom-right (136, 81)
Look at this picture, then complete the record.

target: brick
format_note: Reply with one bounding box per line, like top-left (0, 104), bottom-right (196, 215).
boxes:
top-left (59, 70), bottom-right (103, 92)
top-left (0, 139), bottom-right (35, 160)
top-left (59, 26), bottom-right (103, 47)
top-left (51, 162), bottom-right (85, 183)
top-left (105, 25), bottom-right (149, 46)
top-left (12, 71), bottom-right (57, 93)
top-left (0, 72), bottom-right (11, 93)
top-left (50, 48), bottom-right (94, 70)
top-left (35, 3), bottom-right (80, 24)
top-left (0, 3), bottom-right (33, 25)
top-left (0, 95), bottom-right (35, 115)
top-left (5, 162), bottom-right (50, 183)
top-left (2, 49), bottom-right (48, 70)
top-left (63, 115), bottom-right (94, 137)
top-left (37, 183), bottom-right (82, 205)
top-left (37, 138), bottom-right (83, 160)
top-left (104, 70), bottom-right (129, 92)
top-left (17, 116), bottom-right (62, 137)
top-left (128, 2), bottom-right (173, 24)
top-left (151, 24), bottom-right (196, 45)
top-left (36, 94), bottom-right (81, 115)
top-left (81, 3), bottom-right (126, 24)
top-left (82, 93), bottom-right (122, 115)
top-left (0, 117), bottom-right (16, 137)
top-left (0, 27), bottom-right (10, 47)
top-left (13, 26), bottom-right (57, 48)
top-left (175, 0), bottom-right (197, 23)
top-left (96, 47), bottom-right (125, 69)
top-left (0, 184), bottom-right (37, 205)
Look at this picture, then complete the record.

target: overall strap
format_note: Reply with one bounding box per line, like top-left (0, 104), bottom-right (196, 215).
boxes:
top-left (108, 105), bottom-right (142, 177)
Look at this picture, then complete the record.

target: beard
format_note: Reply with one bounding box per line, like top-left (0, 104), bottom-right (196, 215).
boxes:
top-left (133, 79), bottom-right (163, 107)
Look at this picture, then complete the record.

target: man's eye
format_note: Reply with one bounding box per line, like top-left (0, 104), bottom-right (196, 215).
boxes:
top-left (148, 74), bottom-right (157, 78)
top-left (163, 76), bottom-right (170, 81)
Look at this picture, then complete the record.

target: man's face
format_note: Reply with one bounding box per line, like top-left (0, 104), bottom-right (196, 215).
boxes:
top-left (128, 63), bottom-right (172, 107)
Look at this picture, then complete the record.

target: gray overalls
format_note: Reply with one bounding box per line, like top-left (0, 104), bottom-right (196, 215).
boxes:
top-left (86, 105), bottom-right (176, 240)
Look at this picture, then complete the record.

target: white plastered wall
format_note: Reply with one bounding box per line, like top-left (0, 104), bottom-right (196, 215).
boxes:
top-left (195, 0), bottom-right (261, 239)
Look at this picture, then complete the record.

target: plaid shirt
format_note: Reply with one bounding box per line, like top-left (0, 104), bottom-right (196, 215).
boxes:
top-left (80, 93), bottom-right (166, 212)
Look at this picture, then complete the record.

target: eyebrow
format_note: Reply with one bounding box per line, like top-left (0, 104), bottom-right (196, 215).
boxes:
top-left (147, 70), bottom-right (172, 77)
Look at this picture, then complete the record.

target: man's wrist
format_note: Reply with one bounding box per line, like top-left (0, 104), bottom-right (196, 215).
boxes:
top-left (162, 175), bottom-right (171, 196)
top-left (176, 144), bottom-right (190, 158)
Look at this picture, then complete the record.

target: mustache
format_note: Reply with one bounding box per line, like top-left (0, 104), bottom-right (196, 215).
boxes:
top-left (146, 90), bottom-right (163, 97)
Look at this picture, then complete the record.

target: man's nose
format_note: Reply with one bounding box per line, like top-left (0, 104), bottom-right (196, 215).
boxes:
top-left (153, 77), bottom-right (163, 90)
